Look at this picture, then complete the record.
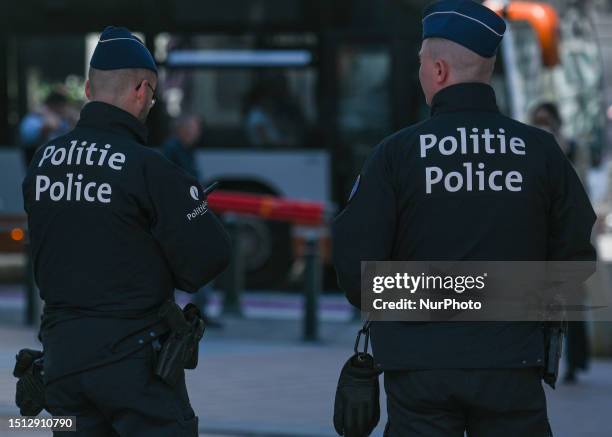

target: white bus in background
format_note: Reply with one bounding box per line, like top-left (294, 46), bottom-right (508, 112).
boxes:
top-left (159, 47), bottom-right (334, 288)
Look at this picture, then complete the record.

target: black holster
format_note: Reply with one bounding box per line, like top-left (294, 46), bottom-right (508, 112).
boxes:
top-left (13, 349), bottom-right (46, 416)
top-left (153, 302), bottom-right (205, 387)
top-left (543, 321), bottom-right (566, 389)
top-left (333, 322), bottom-right (382, 437)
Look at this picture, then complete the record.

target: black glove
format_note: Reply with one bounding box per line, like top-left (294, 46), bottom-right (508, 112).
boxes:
top-left (333, 352), bottom-right (382, 437)
top-left (13, 349), bottom-right (45, 416)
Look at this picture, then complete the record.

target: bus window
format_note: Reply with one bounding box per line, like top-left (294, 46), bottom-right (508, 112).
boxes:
top-left (338, 44), bottom-right (391, 141)
top-left (337, 44), bottom-right (391, 172)
top-left (157, 34), bottom-right (317, 149)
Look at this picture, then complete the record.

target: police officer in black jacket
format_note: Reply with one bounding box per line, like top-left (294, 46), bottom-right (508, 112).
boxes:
top-left (22, 27), bottom-right (231, 436)
top-left (332, 1), bottom-right (596, 436)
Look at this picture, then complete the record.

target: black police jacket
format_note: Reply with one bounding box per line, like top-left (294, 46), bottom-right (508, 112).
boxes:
top-left (22, 102), bottom-right (231, 382)
top-left (332, 83), bottom-right (596, 370)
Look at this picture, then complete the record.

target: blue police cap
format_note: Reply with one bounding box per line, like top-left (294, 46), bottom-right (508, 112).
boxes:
top-left (90, 26), bottom-right (157, 74)
top-left (422, 0), bottom-right (506, 58)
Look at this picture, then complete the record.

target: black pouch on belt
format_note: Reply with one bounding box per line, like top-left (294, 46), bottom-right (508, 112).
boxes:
top-left (333, 321), bottom-right (382, 437)
top-left (13, 349), bottom-right (46, 416)
top-left (182, 303), bottom-right (205, 369)
top-left (154, 302), bottom-right (205, 386)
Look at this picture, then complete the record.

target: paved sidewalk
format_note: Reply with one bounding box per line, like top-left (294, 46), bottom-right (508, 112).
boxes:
top-left (0, 315), bottom-right (611, 436)
top-left (0, 319), bottom-right (366, 437)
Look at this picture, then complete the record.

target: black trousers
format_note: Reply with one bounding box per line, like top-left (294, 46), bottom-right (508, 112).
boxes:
top-left (566, 321), bottom-right (589, 373)
top-left (45, 346), bottom-right (198, 437)
top-left (384, 368), bottom-right (552, 437)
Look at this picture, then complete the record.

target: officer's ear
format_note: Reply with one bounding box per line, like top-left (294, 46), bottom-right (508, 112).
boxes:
top-left (433, 59), bottom-right (449, 85)
top-left (135, 79), bottom-right (148, 105)
top-left (85, 79), bottom-right (92, 100)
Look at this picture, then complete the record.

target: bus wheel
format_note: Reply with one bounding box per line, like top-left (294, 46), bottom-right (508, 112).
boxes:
top-left (215, 179), bottom-right (293, 289)
top-left (236, 218), bottom-right (292, 289)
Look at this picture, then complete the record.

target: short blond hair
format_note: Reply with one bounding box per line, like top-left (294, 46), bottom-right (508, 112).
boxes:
top-left (88, 67), bottom-right (155, 99)
top-left (424, 38), bottom-right (496, 83)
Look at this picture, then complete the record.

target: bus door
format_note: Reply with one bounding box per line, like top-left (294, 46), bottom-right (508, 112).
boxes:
top-left (156, 33), bottom-right (324, 288)
top-left (322, 31), bottom-right (423, 203)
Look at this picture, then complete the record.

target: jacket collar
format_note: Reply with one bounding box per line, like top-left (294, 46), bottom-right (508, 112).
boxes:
top-left (76, 101), bottom-right (148, 144)
top-left (430, 82), bottom-right (499, 117)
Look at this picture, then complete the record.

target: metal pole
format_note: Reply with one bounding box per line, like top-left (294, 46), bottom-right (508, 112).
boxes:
top-left (303, 232), bottom-right (321, 342)
top-left (222, 214), bottom-right (243, 316)
top-left (24, 241), bottom-right (39, 326)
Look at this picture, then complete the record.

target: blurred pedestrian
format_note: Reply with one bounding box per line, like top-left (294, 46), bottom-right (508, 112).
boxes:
top-left (531, 101), bottom-right (591, 384)
top-left (332, 1), bottom-right (596, 436)
top-left (244, 81), bottom-right (281, 147)
top-left (162, 114), bottom-right (202, 179)
top-left (19, 89), bottom-right (74, 164)
top-left (531, 102), bottom-right (576, 162)
top-left (162, 114), bottom-right (223, 328)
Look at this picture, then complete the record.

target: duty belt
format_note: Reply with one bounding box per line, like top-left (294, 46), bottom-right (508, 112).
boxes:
top-left (42, 316), bottom-right (170, 384)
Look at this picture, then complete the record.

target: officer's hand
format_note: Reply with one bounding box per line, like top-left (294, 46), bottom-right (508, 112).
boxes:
top-left (333, 353), bottom-right (382, 437)
top-left (13, 349), bottom-right (43, 378)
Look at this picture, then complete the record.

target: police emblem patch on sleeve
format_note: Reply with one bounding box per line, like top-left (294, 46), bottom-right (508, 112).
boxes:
top-left (348, 175), bottom-right (361, 202)
top-left (189, 186), bottom-right (199, 201)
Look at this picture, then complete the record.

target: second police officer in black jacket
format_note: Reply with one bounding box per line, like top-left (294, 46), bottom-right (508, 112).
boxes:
top-left (22, 27), bottom-right (231, 436)
top-left (332, 1), bottom-right (596, 436)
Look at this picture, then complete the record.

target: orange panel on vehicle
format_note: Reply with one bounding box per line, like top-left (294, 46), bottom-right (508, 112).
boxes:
top-left (485, 1), bottom-right (560, 67)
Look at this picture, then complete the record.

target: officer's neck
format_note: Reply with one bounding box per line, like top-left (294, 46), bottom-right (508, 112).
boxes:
top-left (429, 82), bottom-right (498, 117)
top-left (431, 78), bottom-right (491, 105)
top-left (88, 97), bottom-right (145, 125)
